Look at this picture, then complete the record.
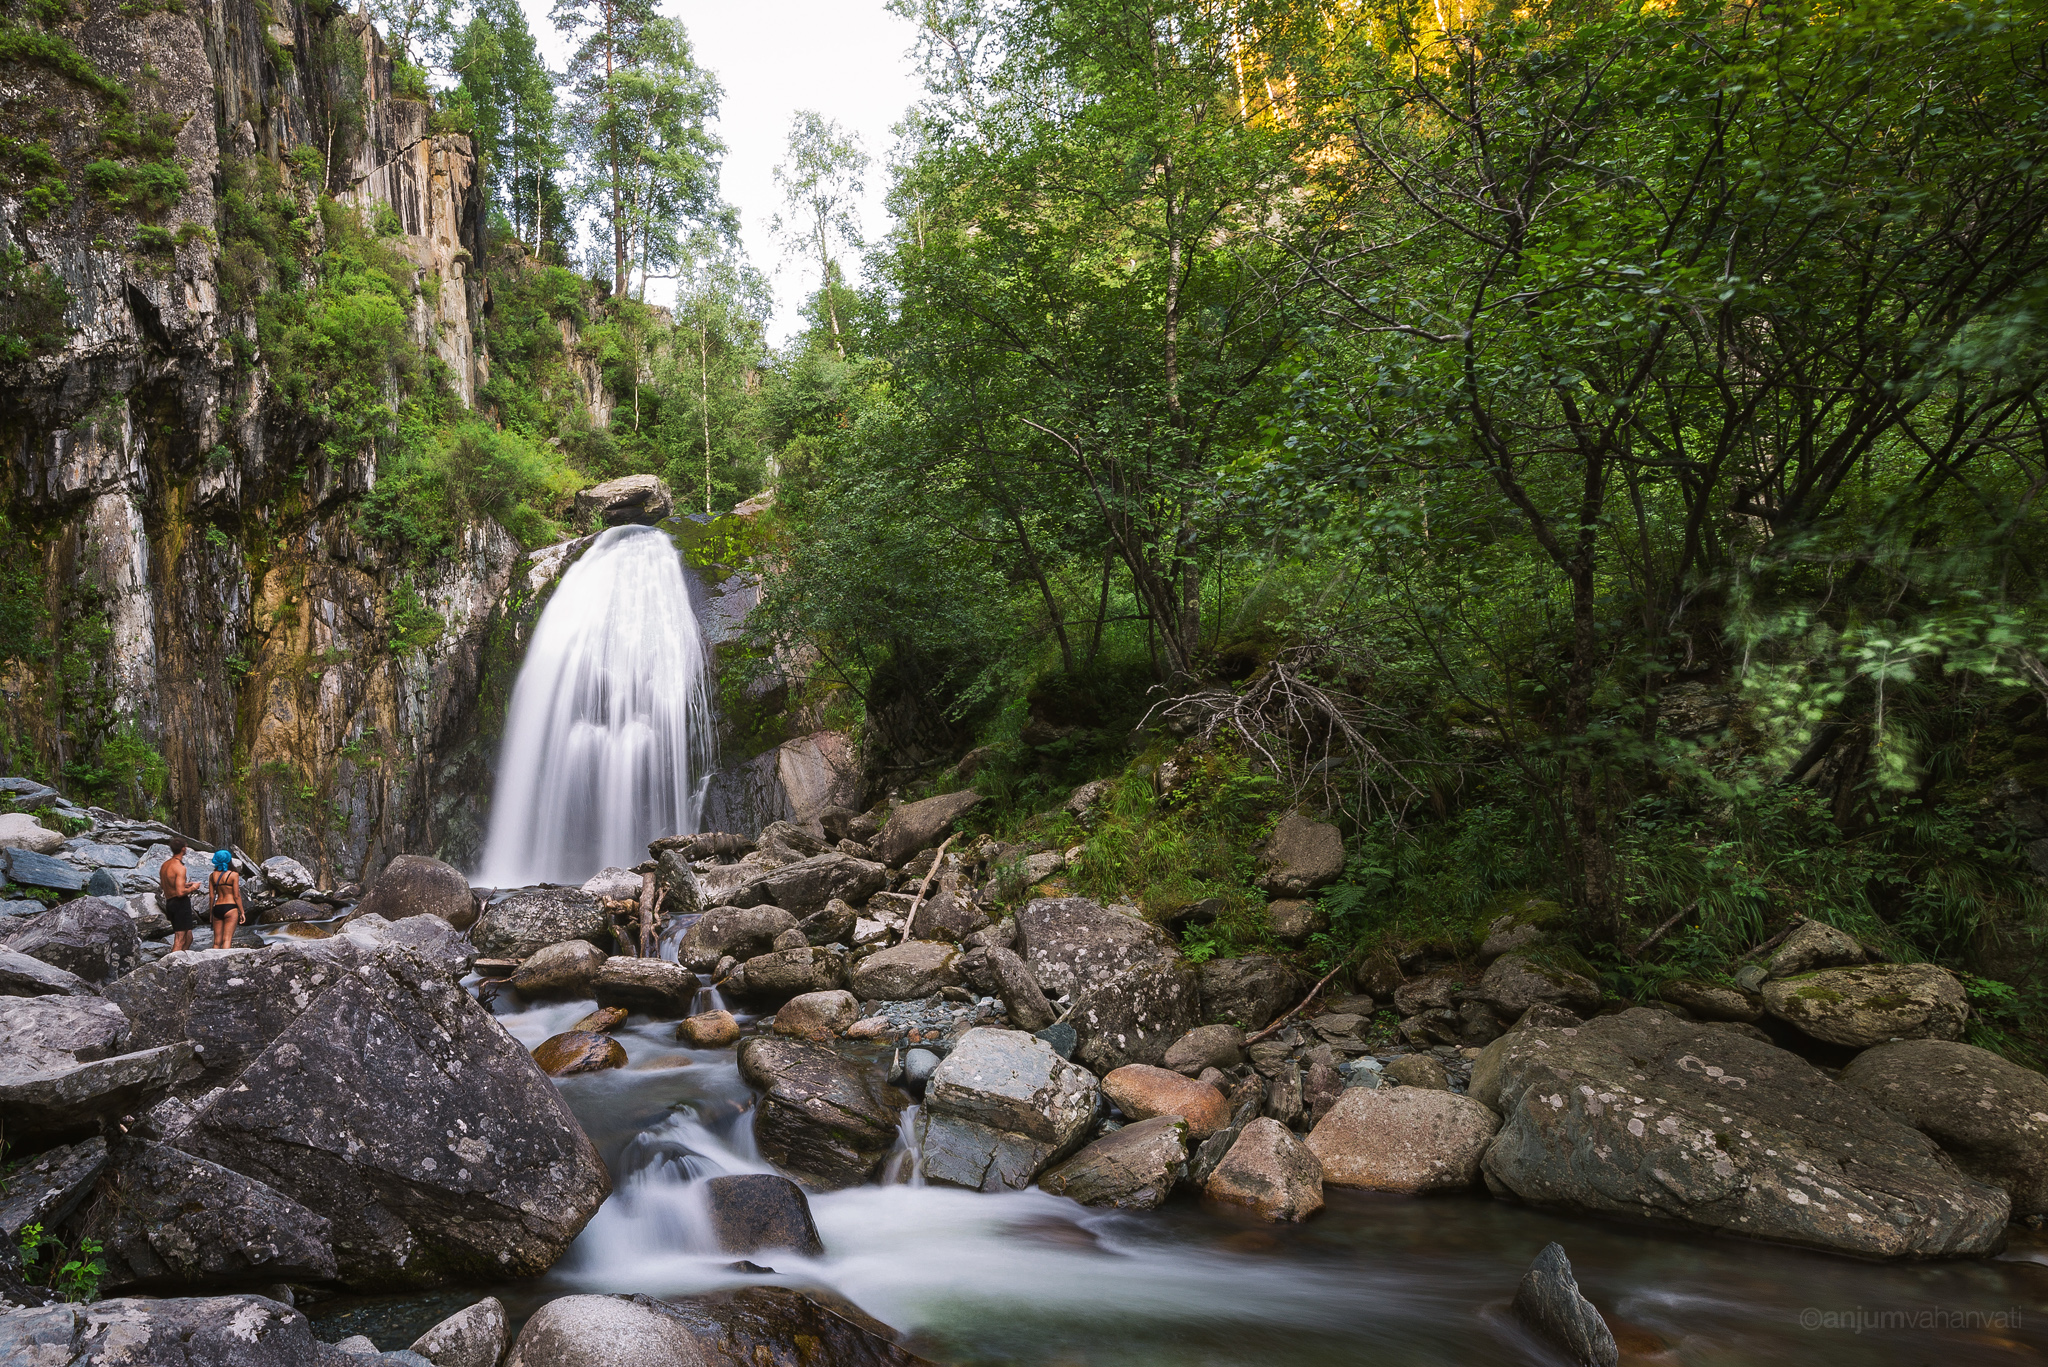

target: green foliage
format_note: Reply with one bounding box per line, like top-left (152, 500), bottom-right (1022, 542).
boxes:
top-left (0, 247), bottom-right (70, 364)
top-left (66, 721), bottom-right (169, 818)
top-left (0, 22), bottom-right (127, 101)
top-left (1, 136), bottom-right (72, 218)
top-left (361, 419), bottom-right (577, 552)
top-left (385, 575), bottom-right (445, 655)
top-left (16, 1223), bottom-right (106, 1303)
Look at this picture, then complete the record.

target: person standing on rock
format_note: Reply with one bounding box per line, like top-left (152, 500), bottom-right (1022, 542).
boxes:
top-left (158, 839), bottom-right (197, 953)
top-left (208, 848), bottom-right (244, 950)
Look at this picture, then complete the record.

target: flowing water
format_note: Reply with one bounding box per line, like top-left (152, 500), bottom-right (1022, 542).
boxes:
top-left (476, 525), bottom-right (716, 886)
top-left (311, 991), bottom-right (2048, 1366)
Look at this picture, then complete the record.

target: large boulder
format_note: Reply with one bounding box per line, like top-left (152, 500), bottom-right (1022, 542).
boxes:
top-left (917, 1027), bottom-right (1099, 1191)
top-left (1038, 1115), bottom-right (1189, 1209)
top-left (0, 995), bottom-right (194, 1143)
top-left (0, 1296), bottom-right (329, 1367)
top-left (472, 887), bottom-right (608, 959)
top-left (103, 935), bottom-right (612, 1287)
top-left (1760, 962), bottom-right (1969, 1048)
top-left (798, 897), bottom-right (859, 947)
top-left (1840, 1039), bottom-right (2048, 1217)
top-left (644, 1287), bottom-right (932, 1367)
top-left (575, 472), bottom-right (675, 527)
top-left (1196, 956), bottom-right (1303, 1031)
top-left (1100, 1064), bottom-right (1230, 1138)
top-left (1306, 1087), bottom-right (1499, 1192)
top-left (732, 946), bottom-right (847, 1003)
top-left (1014, 897), bottom-right (1176, 999)
top-left (78, 1139), bottom-right (338, 1291)
top-left (2, 897), bottom-right (139, 984)
top-left (1472, 1007), bottom-right (2008, 1258)
top-left (907, 882), bottom-right (992, 944)
top-left (338, 912), bottom-right (477, 981)
top-left (961, 945), bottom-right (1054, 1032)
top-left (583, 866), bottom-right (645, 902)
top-left (511, 939), bottom-right (608, 997)
top-left (1069, 959), bottom-right (1199, 1075)
top-left (410, 1298), bottom-right (509, 1367)
top-left (0, 811), bottom-right (66, 854)
top-left (259, 855), bottom-right (317, 898)
top-left (875, 790), bottom-right (982, 866)
top-left (591, 957), bottom-right (700, 1014)
top-left (738, 1037), bottom-right (906, 1189)
top-left (701, 1173), bottom-right (826, 1258)
top-left (652, 850), bottom-right (703, 920)
top-left (1165, 1024), bottom-right (1245, 1075)
top-left (0, 944), bottom-right (98, 997)
top-left (356, 854), bottom-right (476, 930)
top-left (1255, 811), bottom-right (1345, 897)
top-left (679, 905), bottom-right (801, 972)
top-left (3, 847), bottom-right (86, 892)
top-left (505, 1294), bottom-right (713, 1367)
top-left (1471, 953), bottom-right (1602, 1019)
top-left (851, 940), bottom-right (962, 1001)
top-left (761, 852), bottom-right (889, 918)
top-left (1203, 1117), bottom-right (1324, 1222)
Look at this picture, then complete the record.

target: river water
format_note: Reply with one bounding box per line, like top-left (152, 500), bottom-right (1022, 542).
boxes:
top-left (309, 992), bottom-right (2048, 1366)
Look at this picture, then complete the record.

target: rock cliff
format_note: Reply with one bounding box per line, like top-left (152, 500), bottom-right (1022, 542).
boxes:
top-left (0, 0), bottom-right (520, 879)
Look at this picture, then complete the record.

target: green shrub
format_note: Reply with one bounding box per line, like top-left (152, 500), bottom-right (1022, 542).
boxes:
top-left (0, 247), bottom-right (70, 363)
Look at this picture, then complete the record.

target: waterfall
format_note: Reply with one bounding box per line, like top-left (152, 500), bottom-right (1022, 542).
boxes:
top-left (477, 524), bottom-right (715, 886)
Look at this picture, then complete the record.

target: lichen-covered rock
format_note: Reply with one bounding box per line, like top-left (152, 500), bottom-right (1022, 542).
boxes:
top-left (0, 1136), bottom-right (106, 1243)
top-left (0, 995), bottom-right (194, 1143)
top-left (679, 905), bottom-right (801, 972)
top-left (0, 944), bottom-right (98, 998)
top-left (1761, 962), bottom-right (1969, 1048)
top-left (738, 1037), bottom-right (906, 1189)
top-left (1204, 1118), bottom-right (1324, 1222)
top-left (1014, 897), bottom-right (1175, 999)
top-left (102, 935), bottom-right (611, 1287)
top-left (2, 897), bottom-right (140, 985)
top-left (576, 473), bottom-right (674, 527)
top-left (259, 856), bottom-right (317, 898)
top-left (355, 854), bottom-right (477, 931)
top-left (959, 945), bottom-right (1054, 1032)
top-left (1254, 811), bottom-right (1345, 897)
top-left (1840, 1038), bottom-right (2048, 1217)
top-left (1039, 1115), bottom-right (1189, 1209)
top-left (918, 1027), bottom-right (1099, 1192)
top-left (79, 1139), bottom-right (337, 1290)
top-left (1307, 1087), bottom-right (1499, 1192)
top-left (471, 886), bottom-right (607, 959)
top-left (0, 1295), bottom-right (328, 1367)
top-left (851, 940), bottom-right (962, 1001)
top-left (1070, 959), bottom-right (1200, 1075)
top-left (409, 1297), bottom-right (509, 1367)
top-left (1472, 1007), bottom-right (2007, 1258)
top-left (1264, 899), bottom-right (1328, 943)
top-left (1512, 1243), bottom-right (1618, 1367)
top-left (734, 945), bottom-right (847, 1003)
top-left (799, 897), bottom-right (859, 947)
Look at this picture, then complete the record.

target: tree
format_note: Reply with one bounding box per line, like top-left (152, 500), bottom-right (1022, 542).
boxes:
top-left (553, 0), bottom-right (654, 296)
top-left (660, 241), bottom-right (772, 512)
top-left (772, 111), bottom-right (867, 357)
top-left (610, 17), bottom-right (729, 299)
top-left (451, 0), bottom-right (566, 254)
top-left (368, 0), bottom-right (456, 75)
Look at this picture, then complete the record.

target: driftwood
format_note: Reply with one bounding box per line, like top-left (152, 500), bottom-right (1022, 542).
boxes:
top-left (1735, 916), bottom-right (1806, 964)
top-left (1245, 954), bottom-right (1359, 1045)
top-left (899, 835), bottom-right (956, 944)
top-left (638, 872), bottom-right (657, 957)
top-left (1628, 905), bottom-right (1696, 962)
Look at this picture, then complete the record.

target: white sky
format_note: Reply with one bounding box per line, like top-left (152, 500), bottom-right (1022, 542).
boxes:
top-left (519, 0), bottom-right (927, 343)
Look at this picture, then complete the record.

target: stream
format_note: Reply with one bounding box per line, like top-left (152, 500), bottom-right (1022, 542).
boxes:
top-left (304, 991), bottom-right (2048, 1366)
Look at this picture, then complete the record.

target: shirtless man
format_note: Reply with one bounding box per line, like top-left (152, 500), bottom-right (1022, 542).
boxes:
top-left (158, 839), bottom-right (196, 953)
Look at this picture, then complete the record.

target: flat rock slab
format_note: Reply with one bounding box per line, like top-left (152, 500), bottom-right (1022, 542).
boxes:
top-left (0, 1136), bottom-right (106, 1241)
top-left (0, 944), bottom-right (98, 997)
top-left (3, 847), bottom-right (86, 890)
top-left (1472, 1007), bottom-right (2008, 1258)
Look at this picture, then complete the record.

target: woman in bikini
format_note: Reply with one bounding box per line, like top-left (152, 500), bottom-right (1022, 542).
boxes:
top-left (208, 848), bottom-right (244, 950)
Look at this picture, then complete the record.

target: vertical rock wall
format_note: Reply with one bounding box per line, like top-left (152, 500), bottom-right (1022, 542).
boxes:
top-left (0, 0), bottom-right (516, 881)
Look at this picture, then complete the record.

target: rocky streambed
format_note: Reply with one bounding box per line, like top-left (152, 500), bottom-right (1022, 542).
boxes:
top-left (3, 790), bottom-right (2048, 1364)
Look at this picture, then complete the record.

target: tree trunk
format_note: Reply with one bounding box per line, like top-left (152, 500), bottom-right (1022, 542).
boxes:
top-left (700, 322), bottom-right (712, 515)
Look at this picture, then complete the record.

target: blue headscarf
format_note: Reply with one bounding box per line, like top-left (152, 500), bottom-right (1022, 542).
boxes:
top-left (211, 849), bottom-right (233, 872)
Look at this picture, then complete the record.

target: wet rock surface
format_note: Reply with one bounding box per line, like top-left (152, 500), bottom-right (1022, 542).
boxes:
top-left (1840, 1038), bottom-right (2048, 1217)
top-left (919, 1027), bottom-right (1099, 1191)
top-left (738, 1037), bottom-right (907, 1189)
top-left (1512, 1242), bottom-right (1618, 1367)
top-left (701, 1173), bottom-right (826, 1258)
top-left (533, 1031), bottom-right (629, 1076)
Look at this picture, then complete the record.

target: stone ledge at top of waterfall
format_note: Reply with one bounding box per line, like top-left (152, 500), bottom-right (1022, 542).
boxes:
top-left (477, 519), bottom-right (717, 889)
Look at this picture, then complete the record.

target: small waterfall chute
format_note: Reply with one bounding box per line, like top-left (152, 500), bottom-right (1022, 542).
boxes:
top-left (477, 524), bottom-right (715, 886)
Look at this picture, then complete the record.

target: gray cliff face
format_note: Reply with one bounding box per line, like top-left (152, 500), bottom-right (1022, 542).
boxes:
top-left (0, 0), bottom-right (517, 880)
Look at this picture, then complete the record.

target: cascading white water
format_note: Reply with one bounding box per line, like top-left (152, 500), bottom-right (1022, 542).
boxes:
top-left (476, 524), bottom-right (715, 886)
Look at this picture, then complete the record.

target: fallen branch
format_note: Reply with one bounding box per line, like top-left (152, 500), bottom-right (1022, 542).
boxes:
top-left (1628, 904), bottom-right (1695, 962)
top-left (1245, 953), bottom-right (1358, 1045)
top-left (1735, 916), bottom-right (1805, 964)
top-left (899, 834), bottom-right (956, 944)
